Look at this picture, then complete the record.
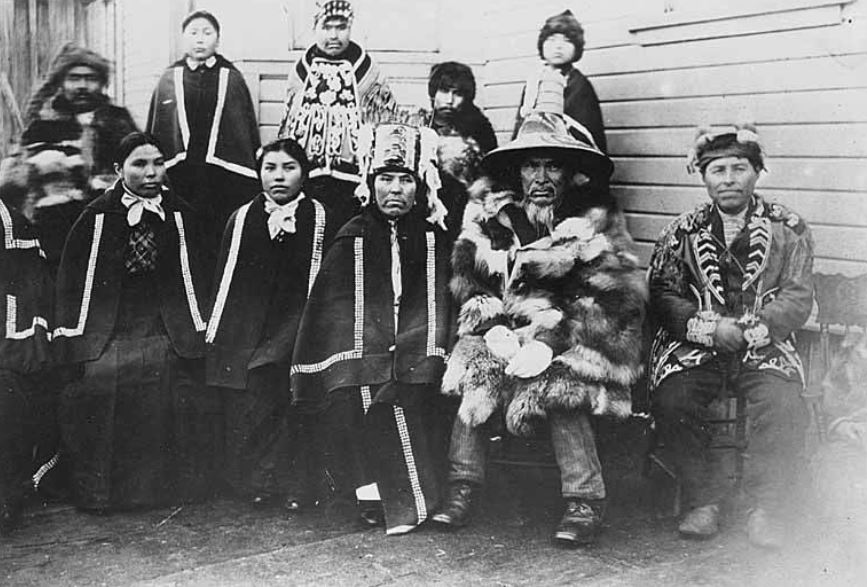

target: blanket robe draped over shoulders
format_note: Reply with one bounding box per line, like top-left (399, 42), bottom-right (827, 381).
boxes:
top-left (291, 207), bottom-right (453, 533)
top-left (1, 199), bottom-right (54, 518)
top-left (54, 183), bottom-right (214, 510)
top-left (205, 194), bottom-right (331, 498)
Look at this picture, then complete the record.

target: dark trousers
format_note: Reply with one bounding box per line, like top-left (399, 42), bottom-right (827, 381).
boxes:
top-left (652, 361), bottom-right (807, 511)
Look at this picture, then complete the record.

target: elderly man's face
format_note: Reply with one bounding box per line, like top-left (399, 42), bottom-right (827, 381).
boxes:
top-left (520, 155), bottom-right (567, 206)
top-left (62, 65), bottom-right (104, 111)
top-left (314, 17), bottom-right (351, 56)
top-left (702, 156), bottom-right (758, 214)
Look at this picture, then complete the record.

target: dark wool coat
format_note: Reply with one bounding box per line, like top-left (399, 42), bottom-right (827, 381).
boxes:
top-left (147, 55), bottom-right (260, 180)
top-left (0, 200), bottom-right (53, 373)
top-left (53, 183), bottom-right (209, 364)
top-left (442, 179), bottom-right (647, 436)
top-left (648, 195), bottom-right (814, 390)
top-left (206, 194), bottom-right (332, 389)
top-left (291, 207), bottom-right (454, 412)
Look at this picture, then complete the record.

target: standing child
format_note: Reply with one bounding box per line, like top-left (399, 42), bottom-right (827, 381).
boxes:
top-left (514, 10), bottom-right (607, 157)
top-left (147, 10), bottom-right (261, 275)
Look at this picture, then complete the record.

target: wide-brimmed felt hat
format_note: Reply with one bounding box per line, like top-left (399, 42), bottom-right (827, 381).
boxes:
top-left (483, 69), bottom-right (612, 183)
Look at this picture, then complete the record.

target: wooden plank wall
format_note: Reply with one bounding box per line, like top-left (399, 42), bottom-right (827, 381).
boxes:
top-left (0, 0), bottom-right (125, 154)
top-left (481, 0), bottom-right (867, 277)
top-left (239, 51), bottom-right (475, 145)
top-left (0, 0), bottom-right (88, 154)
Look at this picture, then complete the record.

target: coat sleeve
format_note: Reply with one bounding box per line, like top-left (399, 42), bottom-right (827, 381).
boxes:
top-left (278, 65), bottom-right (304, 139)
top-left (648, 221), bottom-right (702, 342)
top-left (449, 215), bottom-right (510, 336)
top-left (756, 224), bottom-right (815, 341)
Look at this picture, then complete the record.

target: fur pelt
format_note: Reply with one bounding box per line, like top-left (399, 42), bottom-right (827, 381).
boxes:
top-left (444, 177), bottom-right (647, 436)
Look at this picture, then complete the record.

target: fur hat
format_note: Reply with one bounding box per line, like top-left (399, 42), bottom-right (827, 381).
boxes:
top-left (314, 0), bottom-right (353, 25)
top-left (428, 61), bottom-right (476, 103)
top-left (686, 123), bottom-right (765, 174)
top-left (537, 10), bottom-right (585, 63)
top-left (24, 43), bottom-right (110, 123)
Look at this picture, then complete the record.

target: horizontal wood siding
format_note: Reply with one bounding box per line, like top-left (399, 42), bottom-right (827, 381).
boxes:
top-left (481, 0), bottom-right (867, 276)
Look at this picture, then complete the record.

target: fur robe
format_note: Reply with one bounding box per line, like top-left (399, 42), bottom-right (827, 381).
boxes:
top-left (442, 180), bottom-right (647, 436)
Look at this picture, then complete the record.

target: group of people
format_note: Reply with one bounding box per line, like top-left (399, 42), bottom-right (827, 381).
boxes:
top-left (1, 1), bottom-right (815, 553)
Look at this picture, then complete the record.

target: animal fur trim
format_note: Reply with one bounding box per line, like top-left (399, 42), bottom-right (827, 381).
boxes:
top-left (442, 335), bottom-right (513, 427)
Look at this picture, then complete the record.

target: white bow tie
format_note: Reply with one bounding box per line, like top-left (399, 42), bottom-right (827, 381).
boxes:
top-left (121, 191), bottom-right (165, 226)
top-left (264, 193), bottom-right (305, 240)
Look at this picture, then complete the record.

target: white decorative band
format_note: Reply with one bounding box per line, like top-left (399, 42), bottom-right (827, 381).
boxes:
top-left (174, 212), bottom-right (206, 332)
top-left (1, 200), bottom-right (42, 253)
top-left (354, 237), bottom-right (364, 349)
top-left (307, 200), bottom-right (326, 297)
top-left (393, 405), bottom-right (427, 523)
top-left (206, 203), bottom-right (250, 343)
top-left (54, 213), bottom-right (103, 338)
top-left (5, 295), bottom-right (49, 341)
top-left (174, 67), bottom-right (190, 148)
top-left (290, 349), bottom-right (362, 375)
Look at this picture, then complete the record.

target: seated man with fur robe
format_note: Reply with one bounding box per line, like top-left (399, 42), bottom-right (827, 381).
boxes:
top-left (433, 79), bottom-right (647, 546)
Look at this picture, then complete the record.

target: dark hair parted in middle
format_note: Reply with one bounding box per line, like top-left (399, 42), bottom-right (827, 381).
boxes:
top-left (256, 138), bottom-right (312, 179)
top-left (537, 10), bottom-right (585, 63)
top-left (182, 10), bottom-right (221, 34)
top-left (428, 61), bottom-right (476, 103)
top-left (114, 132), bottom-right (164, 165)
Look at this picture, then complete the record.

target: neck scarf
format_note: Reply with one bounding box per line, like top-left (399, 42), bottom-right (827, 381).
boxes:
top-left (121, 184), bottom-right (165, 226)
top-left (263, 192), bottom-right (305, 240)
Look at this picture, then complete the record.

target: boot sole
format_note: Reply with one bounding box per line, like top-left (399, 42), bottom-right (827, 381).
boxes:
top-left (432, 512), bottom-right (467, 527)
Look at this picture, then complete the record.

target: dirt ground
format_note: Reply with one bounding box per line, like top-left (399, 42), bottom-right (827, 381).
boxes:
top-left (3, 423), bottom-right (866, 586)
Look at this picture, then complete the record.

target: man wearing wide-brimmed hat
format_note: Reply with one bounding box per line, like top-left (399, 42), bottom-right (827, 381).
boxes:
top-left (434, 75), bottom-right (647, 546)
top-left (648, 125), bottom-right (814, 549)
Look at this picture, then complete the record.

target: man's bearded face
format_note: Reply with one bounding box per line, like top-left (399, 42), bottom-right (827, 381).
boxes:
top-left (433, 87), bottom-right (466, 116)
top-left (520, 154), bottom-right (567, 207)
top-left (61, 65), bottom-right (104, 112)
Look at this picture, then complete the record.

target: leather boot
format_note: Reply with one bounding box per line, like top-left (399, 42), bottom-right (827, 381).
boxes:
top-left (678, 504), bottom-right (721, 539)
top-left (747, 508), bottom-right (783, 549)
top-left (432, 481), bottom-right (477, 527)
top-left (554, 499), bottom-right (605, 546)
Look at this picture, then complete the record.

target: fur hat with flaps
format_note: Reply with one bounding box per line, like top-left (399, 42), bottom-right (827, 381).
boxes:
top-left (24, 42), bottom-right (110, 123)
top-left (537, 9), bottom-right (585, 63)
top-left (483, 68), bottom-right (612, 185)
top-left (355, 113), bottom-right (447, 230)
top-left (686, 123), bottom-right (764, 174)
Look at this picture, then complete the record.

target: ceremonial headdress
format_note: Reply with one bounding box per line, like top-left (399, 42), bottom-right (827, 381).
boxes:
top-left (355, 115), bottom-right (447, 229)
